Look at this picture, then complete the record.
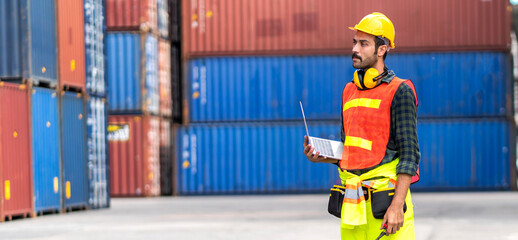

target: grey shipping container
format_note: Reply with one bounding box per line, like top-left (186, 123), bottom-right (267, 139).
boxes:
top-left (84, 0), bottom-right (107, 96)
top-left (87, 96), bottom-right (110, 208)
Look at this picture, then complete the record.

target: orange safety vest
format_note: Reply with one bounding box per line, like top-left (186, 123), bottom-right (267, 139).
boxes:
top-left (340, 77), bottom-right (418, 175)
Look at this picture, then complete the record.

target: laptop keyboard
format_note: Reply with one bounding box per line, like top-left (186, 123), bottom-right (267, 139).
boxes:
top-left (311, 138), bottom-right (334, 156)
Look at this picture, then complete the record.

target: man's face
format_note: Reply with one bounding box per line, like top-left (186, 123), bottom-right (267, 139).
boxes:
top-left (352, 31), bottom-right (377, 69)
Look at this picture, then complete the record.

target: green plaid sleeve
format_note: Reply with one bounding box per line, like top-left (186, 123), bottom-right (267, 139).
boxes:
top-left (392, 83), bottom-right (420, 176)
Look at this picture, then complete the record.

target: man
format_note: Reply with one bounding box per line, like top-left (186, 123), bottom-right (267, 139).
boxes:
top-left (303, 12), bottom-right (419, 239)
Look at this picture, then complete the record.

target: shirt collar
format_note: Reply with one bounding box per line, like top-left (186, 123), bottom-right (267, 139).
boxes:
top-left (379, 70), bottom-right (395, 84)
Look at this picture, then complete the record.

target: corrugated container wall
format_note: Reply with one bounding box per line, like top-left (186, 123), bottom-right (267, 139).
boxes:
top-left (84, 0), bottom-right (106, 96)
top-left (30, 87), bottom-right (61, 213)
top-left (176, 122), bottom-right (340, 194)
top-left (159, 119), bottom-right (173, 195)
top-left (182, 0), bottom-right (511, 57)
top-left (57, 0), bottom-right (86, 91)
top-left (60, 92), bottom-right (88, 210)
top-left (186, 53), bottom-right (512, 122)
top-left (105, 0), bottom-right (157, 32)
top-left (415, 119), bottom-right (516, 190)
top-left (0, 82), bottom-right (33, 220)
top-left (175, 119), bottom-right (516, 194)
top-left (0, 0), bottom-right (57, 85)
top-left (157, 0), bottom-right (169, 39)
top-left (159, 40), bottom-right (172, 117)
top-left (108, 115), bottom-right (160, 197)
top-left (106, 33), bottom-right (159, 115)
top-left (87, 97), bottom-right (110, 208)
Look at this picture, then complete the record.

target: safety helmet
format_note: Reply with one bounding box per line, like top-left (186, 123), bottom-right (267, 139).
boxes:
top-left (349, 12), bottom-right (395, 49)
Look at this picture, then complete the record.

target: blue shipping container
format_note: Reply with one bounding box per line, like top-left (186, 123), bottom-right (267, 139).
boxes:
top-left (415, 119), bottom-right (515, 191)
top-left (106, 33), bottom-right (159, 115)
top-left (176, 121), bottom-right (341, 194)
top-left (176, 119), bottom-right (516, 194)
top-left (84, 0), bottom-right (106, 96)
top-left (61, 91), bottom-right (88, 209)
top-left (31, 87), bottom-right (61, 213)
top-left (87, 96), bottom-right (110, 208)
top-left (187, 52), bottom-right (512, 122)
top-left (0, 0), bottom-right (58, 84)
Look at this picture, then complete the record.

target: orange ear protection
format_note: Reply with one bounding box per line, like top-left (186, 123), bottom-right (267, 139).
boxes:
top-left (353, 67), bottom-right (388, 89)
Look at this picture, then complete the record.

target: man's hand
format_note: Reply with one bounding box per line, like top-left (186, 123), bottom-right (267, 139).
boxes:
top-left (381, 173), bottom-right (411, 236)
top-left (303, 135), bottom-right (338, 164)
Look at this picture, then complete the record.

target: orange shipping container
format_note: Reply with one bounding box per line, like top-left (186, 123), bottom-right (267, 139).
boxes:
top-left (182, 0), bottom-right (511, 57)
top-left (0, 82), bottom-right (33, 221)
top-left (108, 115), bottom-right (160, 197)
top-left (158, 40), bottom-right (172, 117)
top-left (56, 0), bottom-right (86, 91)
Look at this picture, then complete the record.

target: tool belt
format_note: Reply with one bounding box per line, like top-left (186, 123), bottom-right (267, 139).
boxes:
top-left (328, 185), bottom-right (406, 219)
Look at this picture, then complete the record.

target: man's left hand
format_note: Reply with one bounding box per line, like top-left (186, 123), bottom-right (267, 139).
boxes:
top-left (381, 201), bottom-right (405, 235)
top-left (381, 173), bottom-right (412, 236)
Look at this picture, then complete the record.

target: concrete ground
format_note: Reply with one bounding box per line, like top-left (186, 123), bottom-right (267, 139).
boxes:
top-left (1, 192), bottom-right (518, 240)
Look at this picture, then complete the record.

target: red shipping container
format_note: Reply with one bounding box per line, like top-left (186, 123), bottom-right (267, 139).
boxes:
top-left (56, 0), bottom-right (86, 91)
top-left (182, 0), bottom-right (511, 57)
top-left (106, 0), bottom-right (158, 32)
top-left (158, 40), bottom-right (172, 117)
top-left (0, 82), bottom-right (33, 221)
top-left (108, 115), bottom-right (160, 197)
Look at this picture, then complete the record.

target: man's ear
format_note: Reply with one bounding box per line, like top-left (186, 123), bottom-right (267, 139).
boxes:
top-left (377, 45), bottom-right (387, 57)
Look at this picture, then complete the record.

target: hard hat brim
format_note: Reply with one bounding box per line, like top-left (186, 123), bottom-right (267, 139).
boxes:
top-left (348, 27), bottom-right (395, 49)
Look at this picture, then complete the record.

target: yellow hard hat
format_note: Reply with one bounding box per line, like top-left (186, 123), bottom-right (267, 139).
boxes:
top-left (349, 12), bottom-right (396, 49)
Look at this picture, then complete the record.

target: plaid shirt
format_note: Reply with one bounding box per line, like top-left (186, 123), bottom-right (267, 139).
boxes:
top-left (340, 70), bottom-right (420, 176)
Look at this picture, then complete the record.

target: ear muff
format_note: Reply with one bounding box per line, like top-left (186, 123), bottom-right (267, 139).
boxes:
top-left (353, 70), bottom-right (363, 89)
top-left (353, 68), bottom-right (380, 89)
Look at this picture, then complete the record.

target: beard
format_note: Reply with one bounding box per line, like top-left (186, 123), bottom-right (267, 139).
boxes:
top-left (352, 52), bottom-right (378, 70)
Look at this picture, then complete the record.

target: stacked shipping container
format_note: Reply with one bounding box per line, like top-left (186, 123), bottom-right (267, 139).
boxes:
top-left (175, 0), bottom-right (516, 194)
top-left (0, 83), bottom-right (34, 221)
top-left (31, 87), bottom-right (61, 214)
top-left (55, 0), bottom-right (89, 212)
top-left (0, 0), bottom-right (109, 221)
top-left (106, 0), bottom-right (171, 196)
top-left (84, 0), bottom-right (110, 209)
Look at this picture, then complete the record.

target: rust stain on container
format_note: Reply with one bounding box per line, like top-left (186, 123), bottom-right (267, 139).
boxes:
top-left (182, 0), bottom-right (511, 57)
top-left (108, 115), bottom-right (160, 197)
top-left (106, 0), bottom-right (158, 32)
top-left (0, 82), bottom-right (33, 221)
top-left (159, 40), bottom-right (172, 117)
top-left (56, 0), bottom-right (86, 91)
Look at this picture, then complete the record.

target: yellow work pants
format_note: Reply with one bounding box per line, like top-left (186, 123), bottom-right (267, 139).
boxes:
top-left (340, 190), bottom-right (415, 240)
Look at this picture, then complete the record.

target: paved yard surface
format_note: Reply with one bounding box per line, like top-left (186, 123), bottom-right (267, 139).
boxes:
top-left (1, 192), bottom-right (518, 240)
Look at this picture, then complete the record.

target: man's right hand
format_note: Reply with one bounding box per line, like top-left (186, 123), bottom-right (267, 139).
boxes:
top-left (303, 135), bottom-right (338, 164)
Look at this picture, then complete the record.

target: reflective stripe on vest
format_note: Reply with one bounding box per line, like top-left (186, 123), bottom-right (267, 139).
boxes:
top-left (340, 77), bottom-right (417, 171)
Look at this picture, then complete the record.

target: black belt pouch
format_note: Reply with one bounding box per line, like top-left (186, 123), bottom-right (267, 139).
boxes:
top-left (328, 186), bottom-right (345, 218)
top-left (371, 188), bottom-right (407, 219)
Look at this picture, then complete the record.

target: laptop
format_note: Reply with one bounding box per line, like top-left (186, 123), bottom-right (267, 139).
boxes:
top-left (300, 101), bottom-right (343, 160)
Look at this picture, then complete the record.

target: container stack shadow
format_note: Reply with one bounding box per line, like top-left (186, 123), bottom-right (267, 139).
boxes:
top-left (0, 0), bottom-right (109, 222)
top-left (173, 0), bottom-right (517, 195)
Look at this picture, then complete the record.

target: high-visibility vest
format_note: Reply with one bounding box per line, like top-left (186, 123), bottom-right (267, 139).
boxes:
top-left (340, 77), bottom-right (418, 171)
